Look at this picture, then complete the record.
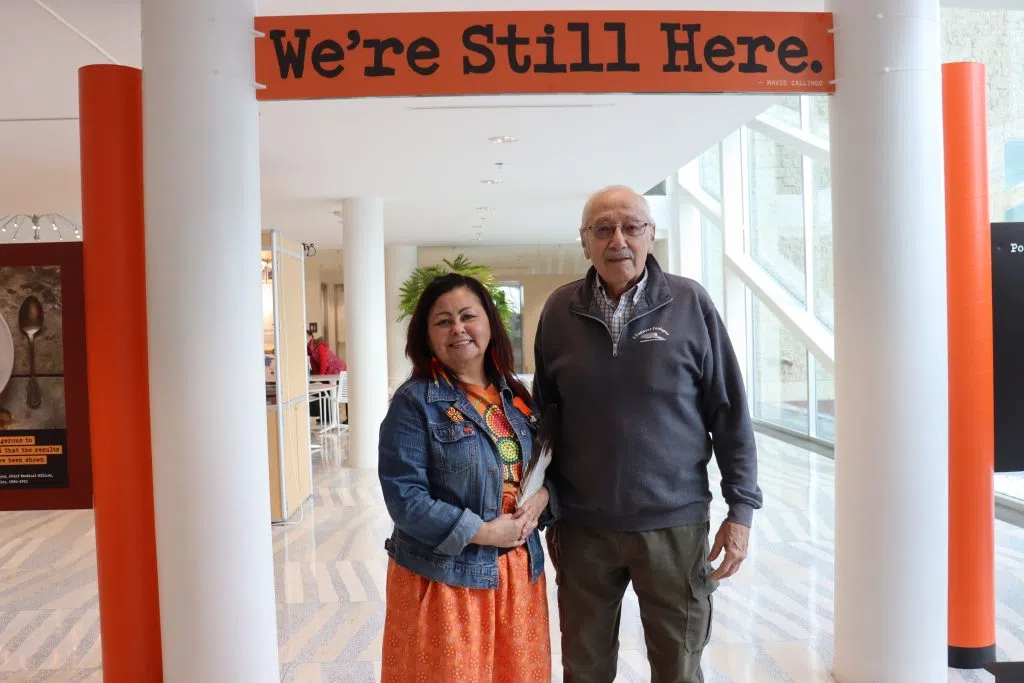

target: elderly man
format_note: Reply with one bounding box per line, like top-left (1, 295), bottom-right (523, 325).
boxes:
top-left (533, 185), bottom-right (762, 683)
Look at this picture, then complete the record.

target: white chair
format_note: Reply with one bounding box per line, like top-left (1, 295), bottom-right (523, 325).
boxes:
top-left (337, 371), bottom-right (349, 435)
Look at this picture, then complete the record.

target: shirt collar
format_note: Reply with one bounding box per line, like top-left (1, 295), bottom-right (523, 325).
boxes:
top-left (596, 268), bottom-right (649, 305)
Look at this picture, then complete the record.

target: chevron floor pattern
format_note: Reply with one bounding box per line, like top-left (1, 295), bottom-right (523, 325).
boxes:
top-left (1, 432), bottom-right (1023, 682)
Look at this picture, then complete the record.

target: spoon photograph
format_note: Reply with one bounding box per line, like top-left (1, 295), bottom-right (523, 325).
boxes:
top-left (18, 295), bottom-right (43, 409)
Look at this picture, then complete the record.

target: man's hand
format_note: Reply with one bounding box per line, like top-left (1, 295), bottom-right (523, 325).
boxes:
top-left (513, 486), bottom-right (549, 542)
top-left (708, 520), bottom-right (749, 581)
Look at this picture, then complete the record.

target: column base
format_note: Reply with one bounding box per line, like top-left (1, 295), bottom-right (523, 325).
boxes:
top-left (949, 644), bottom-right (996, 669)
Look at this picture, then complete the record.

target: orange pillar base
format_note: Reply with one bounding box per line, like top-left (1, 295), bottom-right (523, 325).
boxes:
top-left (78, 64), bottom-right (163, 682)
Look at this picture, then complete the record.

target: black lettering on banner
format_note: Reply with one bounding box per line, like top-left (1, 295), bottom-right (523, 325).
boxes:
top-left (463, 25), bottom-right (497, 74)
top-left (568, 22), bottom-right (603, 72)
top-left (408, 37), bottom-right (441, 75)
top-left (661, 23), bottom-right (702, 73)
top-left (736, 36), bottom-right (775, 73)
top-left (778, 36), bottom-right (822, 74)
top-left (496, 24), bottom-right (532, 73)
top-left (604, 22), bottom-right (640, 72)
top-left (364, 37), bottom-right (405, 77)
top-left (535, 24), bottom-right (567, 73)
top-left (704, 35), bottom-right (735, 73)
top-left (269, 29), bottom-right (310, 78)
top-left (311, 39), bottom-right (344, 77)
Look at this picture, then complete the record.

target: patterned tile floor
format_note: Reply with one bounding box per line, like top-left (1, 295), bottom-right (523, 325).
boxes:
top-left (1, 432), bottom-right (1023, 682)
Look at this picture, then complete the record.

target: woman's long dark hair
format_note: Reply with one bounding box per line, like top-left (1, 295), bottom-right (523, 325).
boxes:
top-left (406, 273), bottom-right (531, 405)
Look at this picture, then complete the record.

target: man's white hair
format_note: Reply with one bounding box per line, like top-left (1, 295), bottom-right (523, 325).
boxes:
top-left (580, 185), bottom-right (653, 230)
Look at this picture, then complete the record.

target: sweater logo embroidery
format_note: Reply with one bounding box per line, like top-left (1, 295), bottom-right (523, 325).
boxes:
top-left (633, 326), bottom-right (670, 343)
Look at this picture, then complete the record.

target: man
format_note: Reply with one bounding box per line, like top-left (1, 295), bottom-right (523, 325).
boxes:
top-left (533, 185), bottom-right (762, 683)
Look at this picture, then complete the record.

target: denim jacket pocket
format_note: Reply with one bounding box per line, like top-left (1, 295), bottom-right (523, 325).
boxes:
top-left (429, 422), bottom-right (478, 473)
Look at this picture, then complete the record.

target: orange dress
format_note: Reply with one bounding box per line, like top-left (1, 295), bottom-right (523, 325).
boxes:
top-left (381, 384), bottom-right (551, 683)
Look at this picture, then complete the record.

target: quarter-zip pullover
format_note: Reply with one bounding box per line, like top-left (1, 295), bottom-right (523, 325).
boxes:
top-left (533, 255), bottom-right (763, 531)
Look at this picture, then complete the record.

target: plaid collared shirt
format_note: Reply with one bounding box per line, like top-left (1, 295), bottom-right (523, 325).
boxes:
top-left (592, 269), bottom-right (649, 356)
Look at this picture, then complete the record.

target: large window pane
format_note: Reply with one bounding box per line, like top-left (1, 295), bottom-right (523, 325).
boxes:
top-left (1007, 140), bottom-right (1024, 188)
top-left (699, 143), bottom-right (722, 202)
top-left (812, 161), bottom-right (834, 329)
top-left (765, 96), bottom-right (801, 129)
top-left (940, 9), bottom-right (1024, 225)
top-left (748, 129), bottom-right (807, 303)
top-left (752, 297), bottom-right (809, 434)
top-left (496, 283), bottom-right (524, 373)
top-left (701, 217), bottom-right (724, 313)
top-left (814, 357), bottom-right (835, 442)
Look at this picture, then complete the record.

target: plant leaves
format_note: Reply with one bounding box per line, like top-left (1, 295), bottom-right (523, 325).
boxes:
top-left (397, 254), bottom-right (513, 332)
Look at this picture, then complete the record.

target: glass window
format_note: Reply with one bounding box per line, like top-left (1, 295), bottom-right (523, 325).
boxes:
top-left (1007, 140), bottom-right (1024, 188)
top-left (747, 128), bottom-right (807, 303)
top-left (701, 217), bottom-right (724, 313)
top-left (814, 357), bottom-right (835, 442)
top-left (765, 96), bottom-right (802, 129)
top-left (812, 161), bottom-right (834, 330)
top-left (699, 143), bottom-right (722, 202)
top-left (751, 296), bottom-right (809, 434)
top-left (808, 96), bottom-right (830, 140)
top-left (995, 473), bottom-right (1024, 503)
top-left (496, 283), bottom-right (524, 373)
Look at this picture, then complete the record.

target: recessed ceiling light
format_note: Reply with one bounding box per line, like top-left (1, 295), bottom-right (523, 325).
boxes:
top-left (481, 179), bottom-right (503, 185)
top-left (489, 135), bottom-right (518, 144)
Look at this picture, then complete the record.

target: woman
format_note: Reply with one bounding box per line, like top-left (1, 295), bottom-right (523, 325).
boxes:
top-left (378, 273), bottom-right (552, 683)
top-left (306, 331), bottom-right (346, 375)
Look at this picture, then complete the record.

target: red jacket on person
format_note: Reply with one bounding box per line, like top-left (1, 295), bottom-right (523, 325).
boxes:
top-left (309, 338), bottom-right (346, 375)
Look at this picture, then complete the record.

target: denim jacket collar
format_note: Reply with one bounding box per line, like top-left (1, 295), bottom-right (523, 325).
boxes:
top-left (425, 371), bottom-right (514, 405)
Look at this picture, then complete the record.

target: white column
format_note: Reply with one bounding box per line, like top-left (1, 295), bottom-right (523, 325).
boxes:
top-left (342, 198), bottom-right (390, 468)
top-left (141, 0), bottom-right (280, 681)
top-left (829, 1), bottom-right (948, 681)
top-left (385, 245), bottom-right (418, 392)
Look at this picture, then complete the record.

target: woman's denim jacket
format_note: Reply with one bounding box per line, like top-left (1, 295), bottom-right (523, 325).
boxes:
top-left (378, 375), bottom-right (546, 589)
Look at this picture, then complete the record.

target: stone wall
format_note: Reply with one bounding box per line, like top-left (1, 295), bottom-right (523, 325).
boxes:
top-left (941, 9), bottom-right (1024, 219)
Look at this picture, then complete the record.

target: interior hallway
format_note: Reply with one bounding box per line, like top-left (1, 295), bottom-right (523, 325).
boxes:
top-left (0, 432), bottom-right (1022, 682)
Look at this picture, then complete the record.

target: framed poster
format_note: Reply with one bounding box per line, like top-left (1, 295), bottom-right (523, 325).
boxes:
top-left (0, 244), bottom-right (91, 510)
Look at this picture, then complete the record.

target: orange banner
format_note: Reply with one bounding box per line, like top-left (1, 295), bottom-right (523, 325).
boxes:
top-left (254, 11), bottom-right (835, 101)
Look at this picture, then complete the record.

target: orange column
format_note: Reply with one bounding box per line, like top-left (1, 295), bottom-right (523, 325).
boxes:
top-left (943, 61), bottom-right (995, 670)
top-left (78, 64), bottom-right (163, 681)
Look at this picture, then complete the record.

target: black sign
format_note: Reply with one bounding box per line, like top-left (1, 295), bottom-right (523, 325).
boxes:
top-left (992, 222), bottom-right (1024, 473)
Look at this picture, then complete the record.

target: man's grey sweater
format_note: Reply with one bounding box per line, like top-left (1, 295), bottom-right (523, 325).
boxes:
top-left (533, 256), bottom-right (763, 531)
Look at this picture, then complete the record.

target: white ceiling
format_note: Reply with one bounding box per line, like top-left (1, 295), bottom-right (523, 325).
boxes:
top-left (2, 0), bottom-right (1019, 249)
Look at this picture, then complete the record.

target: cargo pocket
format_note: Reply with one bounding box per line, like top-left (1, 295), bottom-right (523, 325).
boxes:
top-left (684, 537), bottom-right (718, 653)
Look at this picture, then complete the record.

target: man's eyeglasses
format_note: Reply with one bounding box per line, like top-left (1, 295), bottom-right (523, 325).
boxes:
top-left (585, 221), bottom-right (650, 240)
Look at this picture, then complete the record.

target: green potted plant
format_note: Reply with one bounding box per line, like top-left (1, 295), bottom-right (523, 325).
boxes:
top-left (397, 254), bottom-right (512, 331)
